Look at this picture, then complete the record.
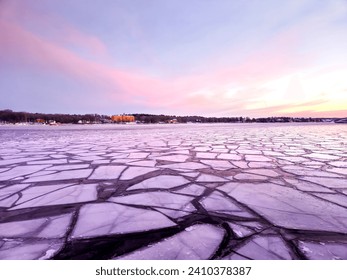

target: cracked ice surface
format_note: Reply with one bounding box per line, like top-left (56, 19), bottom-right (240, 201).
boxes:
top-left (0, 240), bottom-right (63, 260)
top-left (219, 182), bottom-right (347, 233)
top-left (0, 213), bottom-right (73, 238)
top-left (298, 241), bottom-right (347, 260)
top-left (0, 123), bottom-right (347, 259)
top-left (223, 236), bottom-right (294, 260)
top-left (116, 224), bottom-right (224, 260)
top-left (201, 191), bottom-right (253, 218)
top-left (109, 191), bottom-right (195, 218)
top-left (12, 184), bottom-right (98, 210)
top-left (89, 166), bottom-right (126, 180)
top-left (128, 175), bottom-right (189, 190)
top-left (120, 166), bottom-right (158, 180)
top-left (71, 203), bottom-right (176, 238)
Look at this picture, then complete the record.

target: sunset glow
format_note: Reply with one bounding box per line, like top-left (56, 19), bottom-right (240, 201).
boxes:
top-left (1, 0), bottom-right (346, 117)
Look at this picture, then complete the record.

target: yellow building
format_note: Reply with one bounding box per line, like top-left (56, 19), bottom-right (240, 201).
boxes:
top-left (111, 115), bottom-right (135, 123)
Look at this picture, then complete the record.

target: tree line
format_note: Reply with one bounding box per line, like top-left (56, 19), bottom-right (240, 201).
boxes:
top-left (133, 114), bottom-right (323, 123)
top-left (0, 109), bottom-right (324, 124)
top-left (0, 109), bottom-right (111, 124)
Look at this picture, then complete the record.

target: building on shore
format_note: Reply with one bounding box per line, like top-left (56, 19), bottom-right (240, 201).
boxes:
top-left (36, 119), bottom-right (45, 124)
top-left (111, 115), bottom-right (135, 123)
top-left (168, 118), bottom-right (178, 124)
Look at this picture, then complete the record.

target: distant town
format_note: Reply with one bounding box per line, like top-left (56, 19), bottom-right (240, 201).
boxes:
top-left (0, 109), bottom-right (346, 125)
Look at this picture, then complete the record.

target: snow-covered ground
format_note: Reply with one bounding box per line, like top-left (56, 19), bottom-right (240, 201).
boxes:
top-left (0, 123), bottom-right (346, 259)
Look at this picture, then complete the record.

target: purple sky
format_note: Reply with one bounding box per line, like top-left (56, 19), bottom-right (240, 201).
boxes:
top-left (1, 0), bottom-right (347, 117)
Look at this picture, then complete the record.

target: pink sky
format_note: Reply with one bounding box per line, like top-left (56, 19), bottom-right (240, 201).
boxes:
top-left (1, 0), bottom-right (346, 117)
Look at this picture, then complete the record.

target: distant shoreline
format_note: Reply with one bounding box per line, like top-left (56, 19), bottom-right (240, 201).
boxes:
top-left (0, 122), bottom-right (345, 130)
top-left (1, 109), bottom-right (346, 125)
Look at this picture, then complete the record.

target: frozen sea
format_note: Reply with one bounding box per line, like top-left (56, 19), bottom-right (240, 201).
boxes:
top-left (0, 123), bottom-right (347, 260)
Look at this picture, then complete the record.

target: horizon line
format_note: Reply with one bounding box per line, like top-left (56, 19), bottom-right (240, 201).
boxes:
top-left (1, 108), bottom-right (346, 120)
